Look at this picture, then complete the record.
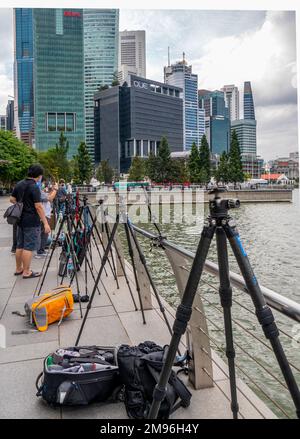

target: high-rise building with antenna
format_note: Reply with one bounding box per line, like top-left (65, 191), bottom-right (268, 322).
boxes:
top-left (164, 54), bottom-right (204, 150)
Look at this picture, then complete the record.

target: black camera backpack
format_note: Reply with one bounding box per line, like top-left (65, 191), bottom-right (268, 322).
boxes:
top-left (117, 341), bottom-right (192, 419)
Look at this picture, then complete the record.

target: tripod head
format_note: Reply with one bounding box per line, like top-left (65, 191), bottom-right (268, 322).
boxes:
top-left (208, 187), bottom-right (240, 220)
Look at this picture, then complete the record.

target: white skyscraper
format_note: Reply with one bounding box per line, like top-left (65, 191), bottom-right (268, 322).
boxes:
top-left (119, 30), bottom-right (146, 81)
top-left (221, 84), bottom-right (239, 121)
top-left (164, 57), bottom-right (201, 150)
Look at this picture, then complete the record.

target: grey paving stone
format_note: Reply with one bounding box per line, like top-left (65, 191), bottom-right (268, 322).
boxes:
top-left (62, 402), bottom-right (127, 419)
top-left (70, 305), bottom-right (116, 320)
top-left (0, 288), bottom-right (11, 318)
top-left (1, 302), bottom-right (59, 347)
top-left (59, 314), bottom-right (130, 347)
top-left (0, 359), bottom-right (61, 419)
top-left (0, 340), bottom-right (60, 364)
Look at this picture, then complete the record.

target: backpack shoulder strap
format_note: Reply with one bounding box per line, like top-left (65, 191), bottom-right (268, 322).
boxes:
top-left (145, 360), bottom-right (191, 414)
top-left (168, 373), bottom-right (192, 412)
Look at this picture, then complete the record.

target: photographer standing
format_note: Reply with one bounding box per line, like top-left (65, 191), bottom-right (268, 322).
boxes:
top-left (10, 164), bottom-right (51, 279)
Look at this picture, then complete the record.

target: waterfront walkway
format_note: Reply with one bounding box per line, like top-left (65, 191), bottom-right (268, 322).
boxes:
top-left (0, 197), bottom-right (276, 419)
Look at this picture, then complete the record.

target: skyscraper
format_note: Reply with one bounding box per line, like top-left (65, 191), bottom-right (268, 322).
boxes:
top-left (14, 8), bottom-right (119, 158)
top-left (6, 99), bottom-right (14, 131)
top-left (0, 115), bottom-right (7, 130)
top-left (33, 9), bottom-right (85, 156)
top-left (243, 81), bottom-right (255, 120)
top-left (83, 9), bottom-right (119, 155)
top-left (231, 119), bottom-right (257, 155)
top-left (232, 82), bottom-right (258, 177)
top-left (164, 57), bottom-right (201, 150)
top-left (198, 89), bottom-right (230, 155)
top-left (119, 30), bottom-right (146, 81)
top-left (221, 84), bottom-right (239, 121)
top-left (94, 75), bottom-right (183, 172)
top-left (14, 8), bottom-right (34, 145)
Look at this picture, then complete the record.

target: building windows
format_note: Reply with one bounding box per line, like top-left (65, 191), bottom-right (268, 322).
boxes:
top-left (57, 113), bottom-right (65, 131)
top-left (56, 9), bottom-right (64, 35)
top-left (136, 140), bottom-right (141, 156)
top-left (149, 141), bottom-right (155, 154)
top-left (46, 112), bottom-right (76, 132)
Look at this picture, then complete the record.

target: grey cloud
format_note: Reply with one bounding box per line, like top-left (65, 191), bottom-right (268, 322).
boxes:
top-left (256, 104), bottom-right (298, 159)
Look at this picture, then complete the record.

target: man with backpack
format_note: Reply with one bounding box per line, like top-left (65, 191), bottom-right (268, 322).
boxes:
top-left (57, 179), bottom-right (68, 214)
top-left (10, 164), bottom-right (51, 279)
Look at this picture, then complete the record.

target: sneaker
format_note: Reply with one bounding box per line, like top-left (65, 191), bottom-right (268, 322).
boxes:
top-left (35, 252), bottom-right (47, 259)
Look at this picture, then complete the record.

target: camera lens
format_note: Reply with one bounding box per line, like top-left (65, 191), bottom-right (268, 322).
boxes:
top-left (227, 199), bottom-right (240, 209)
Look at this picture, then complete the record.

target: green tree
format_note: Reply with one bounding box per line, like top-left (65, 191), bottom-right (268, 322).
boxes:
top-left (156, 136), bottom-right (172, 182)
top-left (169, 159), bottom-right (188, 183)
top-left (215, 151), bottom-right (230, 184)
top-left (96, 160), bottom-right (114, 184)
top-left (111, 71), bottom-right (120, 87)
top-left (188, 142), bottom-right (201, 183)
top-left (73, 142), bottom-right (93, 184)
top-left (145, 151), bottom-right (159, 182)
top-left (199, 134), bottom-right (211, 184)
top-left (228, 130), bottom-right (244, 184)
top-left (98, 84), bottom-right (109, 91)
top-left (37, 132), bottom-right (72, 182)
top-left (128, 156), bottom-right (145, 181)
top-left (0, 130), bottom-right (37, 186)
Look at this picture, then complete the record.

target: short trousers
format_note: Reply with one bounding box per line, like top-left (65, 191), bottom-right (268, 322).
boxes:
top-left (16, 225), bottom-right (41, 251)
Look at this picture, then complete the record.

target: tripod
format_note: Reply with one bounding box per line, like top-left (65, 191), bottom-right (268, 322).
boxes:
top-left (75, 199), bottom-right (174, 346)
top-left (34, 196), bottom-right (84, 317)
top-left (149, 188), bottom-right (300, 419)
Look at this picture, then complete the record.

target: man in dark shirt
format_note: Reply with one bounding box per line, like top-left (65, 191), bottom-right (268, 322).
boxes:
top-left (10, 164), bottom-right (51, 279)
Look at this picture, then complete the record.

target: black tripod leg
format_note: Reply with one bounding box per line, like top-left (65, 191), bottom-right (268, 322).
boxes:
top-left (75, 215), bottom-right (120, 346)
top-left (104, 221), bottom-right (120, 289)
top-left (224, 223), bottom-right (300, 419)
top-left (127, 220), bottom-right (173, 336)
top-left (124, 222), bottom-right (146, 324)
top-left (109, 225), bottom-right (138, 310)
top-left (35, 216), bottom-right (65, 296)
top-left (87, 206), bottom-right (112, 277)
top-left (66, 215), bottom-right (83, 319)
top-left (149, 222), bottom-right (216, 419)
top-left (216, 226), bottom-right (239, 419)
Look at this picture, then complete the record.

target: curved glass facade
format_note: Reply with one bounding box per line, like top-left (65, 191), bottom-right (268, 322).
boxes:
top-left (14, 8), bottom-right (34, 142)
top-left (83, 9), bottom-right (119, 156)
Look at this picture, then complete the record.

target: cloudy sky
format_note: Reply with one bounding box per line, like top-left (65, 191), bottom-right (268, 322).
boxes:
top-left (0, 8), bottom-right (298, 160)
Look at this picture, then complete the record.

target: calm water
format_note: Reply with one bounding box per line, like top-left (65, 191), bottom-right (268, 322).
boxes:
top-left (121, 189), bottom-right (300, 418)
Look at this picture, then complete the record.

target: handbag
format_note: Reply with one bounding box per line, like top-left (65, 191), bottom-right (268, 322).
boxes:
top-left (3, 180), bottom-right (31, 225)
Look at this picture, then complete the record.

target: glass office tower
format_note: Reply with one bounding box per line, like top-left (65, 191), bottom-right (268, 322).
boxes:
top-left (164, 59), bottom-right (201, 150)
top-left (33, 9), bottom-right (85, 156)
top-left (243, 81), bottom-right (255, 120)
top-left (14, 8), bottom-right (34, 145)
top-left (83, 9), bottom-right (119, 156)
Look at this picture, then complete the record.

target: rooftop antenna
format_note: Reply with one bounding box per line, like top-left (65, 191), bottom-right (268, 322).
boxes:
top-left (168, 46), bottom-right (170, 66)
top-left (183, 51), bottom-right (185, 63)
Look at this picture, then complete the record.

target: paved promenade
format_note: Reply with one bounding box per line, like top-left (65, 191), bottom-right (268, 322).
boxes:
top-left (0, 197), bottom-right (276, 419)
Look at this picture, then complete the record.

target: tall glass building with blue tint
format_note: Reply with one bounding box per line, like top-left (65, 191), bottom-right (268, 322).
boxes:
top-left (33, 9), bottom-right (85, 156)
top-left (164, 59), bottom-right (201, 150)
top-left (243, 81), bottom-right (255, 120)
top-left (14, 8), bottom-right (34, 145)
top-left (83, 10), bottom-right (119, 156)
top-left (198, 89), bottom-right (230, 155)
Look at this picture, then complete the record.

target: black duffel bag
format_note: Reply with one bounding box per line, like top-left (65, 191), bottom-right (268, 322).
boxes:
top-left (117, 341), bottom-right (192, 419)
top-left (36, 345), bottom-right (120, 406)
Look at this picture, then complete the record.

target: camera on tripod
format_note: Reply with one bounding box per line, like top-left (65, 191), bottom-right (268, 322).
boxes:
top-left (208, 187), bottom-right (240, 219)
